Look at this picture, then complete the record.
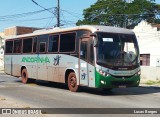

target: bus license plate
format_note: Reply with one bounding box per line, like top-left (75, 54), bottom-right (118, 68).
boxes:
top-left (119, 85), bottom-right (126, 88)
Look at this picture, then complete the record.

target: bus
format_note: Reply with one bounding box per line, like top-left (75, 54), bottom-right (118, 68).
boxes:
top-left (4, 25), bottom-right (141, 92)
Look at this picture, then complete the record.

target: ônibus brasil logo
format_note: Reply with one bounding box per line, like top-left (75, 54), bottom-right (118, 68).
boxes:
top-left (22, 57), bottom-right (50, 63)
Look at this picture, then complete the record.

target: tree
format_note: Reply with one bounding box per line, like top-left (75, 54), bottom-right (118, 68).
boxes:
top-left (76, 0), bottom-right (160, 28)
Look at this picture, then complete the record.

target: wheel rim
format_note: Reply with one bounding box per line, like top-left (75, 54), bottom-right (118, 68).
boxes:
top-left (22, 69), bottom-right (27, 83)
top-left (69, 76), bottom-right (76, 88)
top-left (23, 72), bottom-right (26, 78)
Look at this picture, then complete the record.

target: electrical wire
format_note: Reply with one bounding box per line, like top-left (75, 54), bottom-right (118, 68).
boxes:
top-left (61, 10), bottom-right (83, 19)
top-left (44, 16), bottom-right (55, 28)
top-left (31, 0), bottom-right (58, 28)
top-left (31, 0), bottom-right (56, 15)
top-left (0, 17), bottom-right (54, 23)
top-left (0, 7), bottom-right (54, 20)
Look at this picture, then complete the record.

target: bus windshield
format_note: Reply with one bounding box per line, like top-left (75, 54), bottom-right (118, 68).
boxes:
top-left (96, 32), bottom-right (139, 67)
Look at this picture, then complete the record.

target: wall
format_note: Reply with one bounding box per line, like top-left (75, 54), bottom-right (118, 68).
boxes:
top-left (133, 20), bottom-right (160, 67)
top-left (140, 66), bottom-right (160, 83)
top-left (133, 21), bottom-right (160, 82)
top-left (0, 32), bottom-right (5, 48)
top-left (4, 26), bottom-right (40, 37)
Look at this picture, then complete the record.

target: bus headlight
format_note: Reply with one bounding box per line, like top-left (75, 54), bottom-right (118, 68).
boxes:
top-left (101, 80), bottom-right (105, 84)
top-left (96, 68), bottom-right (109, 77)
top-left (136, 70), bottom-right (141, 76)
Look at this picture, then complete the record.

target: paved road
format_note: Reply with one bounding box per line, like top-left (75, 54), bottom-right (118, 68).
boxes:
top-left (0, 74), bottom-right (160, 116)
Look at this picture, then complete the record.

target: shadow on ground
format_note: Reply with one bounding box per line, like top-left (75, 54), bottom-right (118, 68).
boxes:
top-left (15, 79), bottom-right (160, 96)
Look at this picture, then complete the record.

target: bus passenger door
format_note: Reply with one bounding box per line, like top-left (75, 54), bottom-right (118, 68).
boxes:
top-left (79, 38), bottom-right (89, 86)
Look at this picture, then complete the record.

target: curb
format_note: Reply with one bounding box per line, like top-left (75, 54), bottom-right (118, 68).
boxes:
top-left (139, 84), bottom-right (160, 90)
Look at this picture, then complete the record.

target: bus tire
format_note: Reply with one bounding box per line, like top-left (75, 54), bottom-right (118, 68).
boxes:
top-left (21, 68), bottom-right (35, 84)
top-left (21, 68), bottom-right (28, 84)
top-left (68, 72), bottom-right (79, 92)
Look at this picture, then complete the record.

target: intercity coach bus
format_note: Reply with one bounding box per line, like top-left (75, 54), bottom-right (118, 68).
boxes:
top-left (4, 25), bottom-right (140, 92)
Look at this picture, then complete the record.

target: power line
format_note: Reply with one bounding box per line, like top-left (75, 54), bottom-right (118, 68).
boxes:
top-left (61, 10), bottom-right (83, 19)
top-left (0, 17), bottom-right (54, 22)
top-left (0, 8), bottom-right (54, 20)
top-left (61, 11), bottom-right (68, 27)
top-left (31, 0), bottom-right (56, 15)
top-left (31, 0), bottom-right (60, 27)
top-left (44, 17), bottom-right (55, 28)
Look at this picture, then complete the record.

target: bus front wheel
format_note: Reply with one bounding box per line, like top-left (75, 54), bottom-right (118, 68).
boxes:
top-left (68, 72), bottom-right (79, 92)
top-left (102, 88), bottom-right (112, 92)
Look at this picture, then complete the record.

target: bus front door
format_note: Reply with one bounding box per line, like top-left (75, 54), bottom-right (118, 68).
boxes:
top-left (79, 38), bottom-right (89, 86)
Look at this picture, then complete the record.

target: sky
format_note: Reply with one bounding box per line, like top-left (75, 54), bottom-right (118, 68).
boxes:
top-left (0, 0), bottom-right (160, 32)
top-left (0, 0), bottom-right (96, 32)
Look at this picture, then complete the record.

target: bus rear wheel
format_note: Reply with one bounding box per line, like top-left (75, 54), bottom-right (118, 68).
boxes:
top-left (21, 68), bottom-right (35, 84)
top-left (68, 72), bottom-right (79, 92)
top-left (21, 68), bottom-right (28, 84)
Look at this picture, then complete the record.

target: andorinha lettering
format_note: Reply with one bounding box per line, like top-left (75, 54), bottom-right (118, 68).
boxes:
top-left (22, 57), bottom-right (50, 63)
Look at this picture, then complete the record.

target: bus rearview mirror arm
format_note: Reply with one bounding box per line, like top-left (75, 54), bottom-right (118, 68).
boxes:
top-left (90, 33), bottom-right (98, 47)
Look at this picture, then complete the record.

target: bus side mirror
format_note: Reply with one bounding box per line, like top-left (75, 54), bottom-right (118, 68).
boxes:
top-left (90, 33), bottom-right (98, 47)
top-left (93, 38), bottom-right (98, 47)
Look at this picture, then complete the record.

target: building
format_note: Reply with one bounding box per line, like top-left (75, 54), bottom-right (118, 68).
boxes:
top-left (0, 26), bottom-right (41, 67)
top-left (0, 26), bottom-right (40, 52)
top-left (0, 32), bottom-right (5, 67)
top-left (133, 20), bottom-right (160, 67)
top-left (4, 26), bottom-right (40, 37)
top-left (0, 32), bottom-right (5, 48)
top-left (133, 20), bottom-right (160, 81)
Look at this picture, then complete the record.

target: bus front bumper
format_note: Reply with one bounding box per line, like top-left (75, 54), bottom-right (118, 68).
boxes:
top-left (95, 71), bottom-right (140, 89)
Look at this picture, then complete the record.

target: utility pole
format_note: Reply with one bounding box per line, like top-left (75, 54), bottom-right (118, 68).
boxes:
top-left (57, 0), bottom-right (60, 27)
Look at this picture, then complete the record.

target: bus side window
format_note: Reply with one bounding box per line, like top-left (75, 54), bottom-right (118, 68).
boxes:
top-left (89, 39), bottom-right (94, 64)
top-left (5, 41), bottom-right (13, 54)
top-left (13, 39), bottom-right (22, 53)
top-left (23, 38), bottom-right (33, 53)
top-left (48, 35), bottom-right (59, 52)
top-left (80, 41), bottom-right (87, 61)
top-left (33, 37), bottom-right (37, 53)
top-left (37, 35), bottom-right (48, 53)
top-left (39, 42), bottom-right (46, 53)
top-left (60, 32), bottom-right (76, 52)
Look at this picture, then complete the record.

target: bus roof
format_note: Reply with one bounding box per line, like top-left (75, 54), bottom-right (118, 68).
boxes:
top-left (5, 25), bottom-right (134, 40)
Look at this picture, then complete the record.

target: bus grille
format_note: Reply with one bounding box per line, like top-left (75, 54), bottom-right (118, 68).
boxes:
top-left (111, 81), bottom-right (134, 86)
top-left (111, 75), bottom-right (134, 79)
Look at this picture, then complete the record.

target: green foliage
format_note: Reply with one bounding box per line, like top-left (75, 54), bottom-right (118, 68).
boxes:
top-left (76, 0), bottom-right (160, 28)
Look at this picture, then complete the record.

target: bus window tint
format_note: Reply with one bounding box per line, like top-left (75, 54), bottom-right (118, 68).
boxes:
top-left (60, 33), bottom-right (76, 52)
top-left (48, 35), bottom-right (59, 52)
top-left (80, 41), bottom-right (87, 61)
top-left (33, 37), bottom-right (37, 53)
top-left (5, 41), bottom-right (13, 53)
top-left (14, 39), bottom-right (22, 53)
top-left (39, 43), bottom-right (46, 52)
top-left (23, 38), bottom-right (33, 53)
top-left (38, 35), bottom-right (48, 53)
top-left (89, 39), bottom-right (94, 64)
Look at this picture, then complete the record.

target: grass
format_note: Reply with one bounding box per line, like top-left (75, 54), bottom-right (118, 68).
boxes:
top-left (145, 80), bottom-right (160, 85)
top-left (24, 106), bottom-right (31, 108)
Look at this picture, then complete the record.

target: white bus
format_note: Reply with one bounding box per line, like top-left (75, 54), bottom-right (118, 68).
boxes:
top-left (4, 25), bottom-right (140, 92)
